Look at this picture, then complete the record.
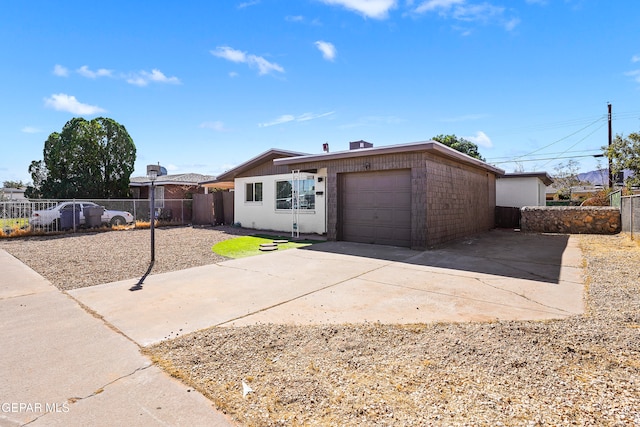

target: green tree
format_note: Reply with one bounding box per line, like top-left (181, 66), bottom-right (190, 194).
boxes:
top-left (431, 134), bottom-right (485, 161)
top-left (2, 180), bottom-right (25, 189)
top-left (604, 132), bottom-right (640, 187)
top-left (25, 160), bottom-right (48, 198)
top-left (26, 117), bottom-right (136, 198)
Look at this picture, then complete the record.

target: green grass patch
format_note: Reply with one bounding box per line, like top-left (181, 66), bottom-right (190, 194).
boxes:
top-left (212, 235), bottom-right (322, 259)
top-left (0, 218), bottom-right (29, 229)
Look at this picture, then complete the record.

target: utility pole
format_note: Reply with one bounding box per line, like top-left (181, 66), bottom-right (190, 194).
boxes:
top-left (608, 102), bottom-right (613, 188)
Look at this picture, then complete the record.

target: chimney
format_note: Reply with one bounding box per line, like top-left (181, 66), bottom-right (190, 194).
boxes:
top-left (349, 140), bottom-right (373, 150)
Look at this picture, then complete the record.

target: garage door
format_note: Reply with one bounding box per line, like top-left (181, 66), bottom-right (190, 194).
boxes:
top-left (340, 169), bottom-right (412, 247)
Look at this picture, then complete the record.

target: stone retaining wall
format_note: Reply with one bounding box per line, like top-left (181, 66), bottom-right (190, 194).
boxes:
top-left (521, 206), bottom-right (620, 234)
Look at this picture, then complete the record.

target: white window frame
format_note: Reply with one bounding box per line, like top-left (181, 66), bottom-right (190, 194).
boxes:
top-left (275, 178), bottom-right (315, 211)
top-left (245, 182), bottom-right (263, 203)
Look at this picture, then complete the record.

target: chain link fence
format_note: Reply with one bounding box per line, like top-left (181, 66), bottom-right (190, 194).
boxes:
top-left (1, 199), bottom-right (194, 235)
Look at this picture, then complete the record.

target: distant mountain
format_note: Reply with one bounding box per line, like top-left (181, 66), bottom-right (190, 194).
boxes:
top-left (577, 169), bottom-right (633, 186)
top-left (577, 169), bottom-right (608, 185)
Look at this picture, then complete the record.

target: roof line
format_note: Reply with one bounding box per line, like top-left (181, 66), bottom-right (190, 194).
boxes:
top-left (274, 140), bottom-right (504, 175)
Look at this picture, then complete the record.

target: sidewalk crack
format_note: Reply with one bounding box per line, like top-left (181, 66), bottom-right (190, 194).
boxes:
top-left (68, 363), bottom-right (153, 403)
top-left (22, 364), bottom-right (152, 426)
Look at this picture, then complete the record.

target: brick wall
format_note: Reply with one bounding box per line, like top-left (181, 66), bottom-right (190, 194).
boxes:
top-left (521, 206), bottom-right (620, 234)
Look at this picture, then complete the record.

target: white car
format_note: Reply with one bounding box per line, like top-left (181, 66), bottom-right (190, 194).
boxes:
top-left (30, 201), bottom-right (134, 228)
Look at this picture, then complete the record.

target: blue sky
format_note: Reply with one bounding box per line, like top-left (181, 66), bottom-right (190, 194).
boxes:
top-left (2, 0), bottom-right (640, 185)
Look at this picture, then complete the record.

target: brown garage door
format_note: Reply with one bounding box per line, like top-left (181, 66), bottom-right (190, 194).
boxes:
top-left (339, 169), bottom-right (411, 247)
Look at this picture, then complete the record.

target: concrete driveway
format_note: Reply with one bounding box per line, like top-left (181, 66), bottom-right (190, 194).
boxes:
top-left (69, 229), bottom-right (584, 347)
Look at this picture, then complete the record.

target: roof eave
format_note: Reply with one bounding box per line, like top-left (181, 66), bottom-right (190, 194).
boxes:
top-left (215, 148), bottom-right (310, 181)
top-left (274, 140), bottom-right (504, 175)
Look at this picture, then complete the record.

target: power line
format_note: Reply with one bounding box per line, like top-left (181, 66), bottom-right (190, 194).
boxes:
top-left (509, 116), bottom-right (606, 162)
top-left (491, 153), bottom-right (603, 164)
top-left (487, 148), bottom-right (602, 161)
top-left (538, 122), bottom-right (607, 168)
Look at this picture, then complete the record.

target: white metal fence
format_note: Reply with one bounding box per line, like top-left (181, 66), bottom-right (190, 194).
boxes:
top-left (0, 198), bottom-right (194, 235)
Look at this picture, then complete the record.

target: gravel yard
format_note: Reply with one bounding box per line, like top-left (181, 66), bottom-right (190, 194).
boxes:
top-left (2, 229), bottom-right (639, 425)
top-left (147, 233), bottom-right (640, 426)
top-left (0, 225), bottom-right (252, 290)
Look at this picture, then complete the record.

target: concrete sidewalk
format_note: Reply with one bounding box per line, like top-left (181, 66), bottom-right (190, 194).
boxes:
top-left (69, 230), bottom-right (585, 347)
top-left (0, 250), bottom-right (234, 427)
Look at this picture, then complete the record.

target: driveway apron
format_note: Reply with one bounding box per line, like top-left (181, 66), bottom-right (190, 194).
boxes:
top-left (68, 230), bottom-right (585, 346)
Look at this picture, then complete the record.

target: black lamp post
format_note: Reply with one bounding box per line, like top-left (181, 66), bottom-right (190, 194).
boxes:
top-left (146, 164), bottom-right (160, 262)
top-left (130, 164), bottom-right (161, 291)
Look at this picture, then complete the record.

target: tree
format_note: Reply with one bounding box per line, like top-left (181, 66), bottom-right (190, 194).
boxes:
top-left (25, 160), bottom-right (49, 198)
top-left (431, 134), bottom-right (485, 161)
top-left (552, 159), bottom-right (582, 200)
top-left (3, 180), bottom-right (25, 189)
top-left (604, 132), bottom-right (640, 187)
top-left (26, 117), bottom-right (136, 198)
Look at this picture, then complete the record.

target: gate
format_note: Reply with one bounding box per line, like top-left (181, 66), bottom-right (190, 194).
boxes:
top-left (192, 193), bottom-right (214, 225)
top-left (495, 206), bottom-right (521, 229)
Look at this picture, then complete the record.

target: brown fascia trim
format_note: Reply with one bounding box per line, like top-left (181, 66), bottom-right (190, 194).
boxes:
top-left (273, 140), bottom-right (505, 176)
top-left (500, 172), bottom-right (554, 186)
top-left (209, 148), bottom-right (309, 183)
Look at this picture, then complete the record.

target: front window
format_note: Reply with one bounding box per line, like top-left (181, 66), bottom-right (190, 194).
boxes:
top-left (276, 179), bottom-right (315, 210)
top-left (245, 182), bottom-right (263, 202)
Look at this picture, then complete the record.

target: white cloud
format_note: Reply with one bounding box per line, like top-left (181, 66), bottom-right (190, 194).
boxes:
top-left (415, 0), bottom-right (464, 13)
top-left (77, 65), bottom-right (113, 78)
top-left (251, 55), bottom-right (285, 75)
top-left (297, 111), bottom-right (335, 121)
top-left (259, 115), bottom-right (295, 127)
top-left (211, 46), bottom-right (284, 75)
top-left (632, 55), bottom-right (640, 63)
top-left (212, 46), bottom-right (247, 63)
top-left (315, 41), bottom-right (337, 61)
top-left (452, 3), bottom-right (504, 23)
top-left (126, 69), bottom-right (181, 86)
top-left (504, 17), bottom-right (520, 31)
top-left (53, 64), bottom-right (69, 77)
top-left (238, 0), bottom-right (260, 8)
top-left (44, 93), bottom-right (106, 115)
top-left (625, 69), bottom-right (640, 83)
top-left (286, 15), bottom-right (305, 22)
top-left (200, 121), bottom-right (228, 132)
top-left (464, 131), bottom-right (493, 148)
top-left (319, 0), bottom-right (397, 19)
top-left (259, 111), bottom-right (334, 127)
top-left (21, 126), bottom-right (42, 134)
top-left (414, 0), bottom-right (518, 30)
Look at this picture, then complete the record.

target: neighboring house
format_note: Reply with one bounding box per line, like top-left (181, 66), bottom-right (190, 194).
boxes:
top-left (130, 173), bottom-right (215, 221)
top-left (130, 173), bottom-right (216, 200)
top-left (0, 187), bottom-right (28, 201)
top-left (205, 141), bottom-right (504, 249)
top-left (496, 172), bottom-right (553, 208)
